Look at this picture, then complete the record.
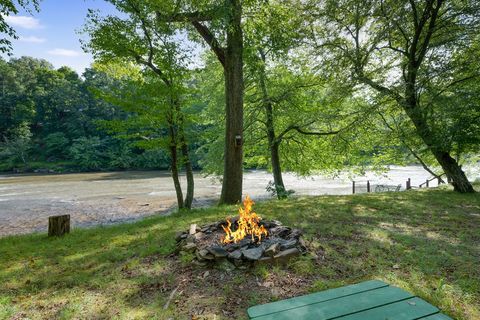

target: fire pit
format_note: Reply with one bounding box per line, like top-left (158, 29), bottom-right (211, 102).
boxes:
top-left (176, 196), bottom-right (306, 268)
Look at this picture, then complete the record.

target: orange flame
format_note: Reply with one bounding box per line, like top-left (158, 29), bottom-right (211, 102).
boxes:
top-left (221, 195), bottom-right (268, 244)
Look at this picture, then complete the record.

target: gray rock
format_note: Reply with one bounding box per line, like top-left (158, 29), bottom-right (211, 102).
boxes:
top-left (269, 226), bottom-right (291, 238)
top-left (175, 231), bottom-right (187, 242)
top-left (224, 243), bottom-right (240, 252)
top-left (261, 220), bottom-right (282, 228)
top-left (280, 239), bottom-right (298, 251)
top-left (272, 220), bottom-right (283, 226)
top-left (225, 238), bottom-right (251, 252)
top-left (273, 248), bottom-right (300, 261)
top-left (207, 246), bottom-right (229, 258)
top-left (264, 243), bottom-right (280, 257)
top-left (298, 238), bottom-right (307, 251)
top-left (257, 256), bottom-right (273, 264)
top-left (186, 235), bottom-right (196, 244)
top-left (288, 229), bottom-right (302, 239)
top-left (193, 232), bottom-right (205, 241)
top-left (242, 246), bottom-right (264, 261)
top-left (183, 242), bottom-right (197, 252)
top-left (201, 224), bottom-right (215, 232)
top-left (216, 259), bottom-right (235, 272)
top-left (228, 249), bottom-right (243, 260)
top-left (192, 259), bottom-right (207, 267)
top-left (196, 249), bottom-right (214, 260)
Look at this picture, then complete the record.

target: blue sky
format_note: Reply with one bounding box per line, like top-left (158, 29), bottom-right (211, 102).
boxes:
top-left (2, 0), bottom-right (118, 75)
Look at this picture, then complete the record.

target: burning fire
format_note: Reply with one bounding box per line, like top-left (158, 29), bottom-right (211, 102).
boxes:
top-left (221, 195), bottom-right (268, 244)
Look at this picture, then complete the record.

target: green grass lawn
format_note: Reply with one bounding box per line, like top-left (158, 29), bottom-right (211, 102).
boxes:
top-left (1, 189), bottom-right (479, 319)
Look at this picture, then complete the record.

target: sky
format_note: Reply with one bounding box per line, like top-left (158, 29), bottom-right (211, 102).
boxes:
top-left (2, 0), bottom-right (118, 75)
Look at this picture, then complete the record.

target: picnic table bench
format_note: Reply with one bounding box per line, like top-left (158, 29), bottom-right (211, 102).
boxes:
top-left (375, 184), bottom-right (402, 192)
top-left (247, 280), bottom-right (452, 320)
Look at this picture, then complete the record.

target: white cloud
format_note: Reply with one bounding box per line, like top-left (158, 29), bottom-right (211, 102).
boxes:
top-left (47, 48), bottom-right (83, 57)
top-left (19, 36), bottom-right (46, 43)
top-left (4, 15), bottom-right (43, 29)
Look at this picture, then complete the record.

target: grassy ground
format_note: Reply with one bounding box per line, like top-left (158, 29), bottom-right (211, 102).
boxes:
top-left (0, 188), bottom-right (479, 320)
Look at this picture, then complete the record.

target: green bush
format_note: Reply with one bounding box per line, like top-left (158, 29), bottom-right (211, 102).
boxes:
top-left (68, 136), bottom-right (108, 170)
top-left (44, 132), bottom-right (70, 159)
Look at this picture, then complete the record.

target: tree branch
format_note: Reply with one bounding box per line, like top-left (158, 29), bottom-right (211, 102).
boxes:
top-left (378, 112), bottom-right (444, 182)
top-left (191, 21), bottom-right (226, 67)
top-left (355, 74), bottom-right (404, 104)
top-left (416, 0), bottom-right (444, 67)
top-left (156, 10), bottom-right (218, 23)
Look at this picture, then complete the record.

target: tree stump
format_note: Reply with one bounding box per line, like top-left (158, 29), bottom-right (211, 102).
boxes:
top-left (48, 215), bottom-right (70, 237)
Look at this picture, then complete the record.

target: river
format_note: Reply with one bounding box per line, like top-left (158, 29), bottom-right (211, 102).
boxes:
top-left (0, 165), bottom-right (478, 237)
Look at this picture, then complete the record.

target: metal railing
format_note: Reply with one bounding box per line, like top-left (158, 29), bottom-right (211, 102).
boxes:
top-left (352, 173), bottom-right (447, 194)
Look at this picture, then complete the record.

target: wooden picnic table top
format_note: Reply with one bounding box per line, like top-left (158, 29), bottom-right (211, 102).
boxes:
top-left (247, 280), bottom-right (453, 320)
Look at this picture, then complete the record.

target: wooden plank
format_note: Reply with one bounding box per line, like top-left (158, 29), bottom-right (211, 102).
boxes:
top-left (250, 286), bottom-right (413, 320)
top-left (418, 314), bottom-right (454, 320)
top-left (335, 297), bottom-right (439, 320)
top-left (247, 280), bottom-right (388, 318)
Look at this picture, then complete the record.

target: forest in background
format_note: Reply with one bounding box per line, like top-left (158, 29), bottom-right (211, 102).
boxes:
top-left (0, 56), bottom-right (198, 172)
top-left (0, 55), bottom-right (420, 174)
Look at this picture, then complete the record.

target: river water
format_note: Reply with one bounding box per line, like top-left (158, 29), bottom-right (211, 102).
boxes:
top-left (0, 165), bottom-right (478, 237)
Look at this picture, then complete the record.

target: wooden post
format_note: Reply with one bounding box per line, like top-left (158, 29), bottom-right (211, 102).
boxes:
top-left (367, 180), bottom-right (370, 193)
top-left (48, 215), bottom-right (70, 237)
top-left (352, 181), bottom-right (355, 194)
top-left (437, 177), bottom-right (442, 185)
top-left (406, 178), bottom-right (411, 190)
top-left (426, 179), bottom-right (429, 188)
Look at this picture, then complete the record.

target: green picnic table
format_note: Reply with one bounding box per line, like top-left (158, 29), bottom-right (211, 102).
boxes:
top-left (247, 280), bottom-right (453, 320)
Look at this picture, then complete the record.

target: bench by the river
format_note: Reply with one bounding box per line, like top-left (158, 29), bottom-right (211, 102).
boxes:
top-left (247, 280), bottom-right (452, 319)
top-left (375, 184), bottom-right (402, 192)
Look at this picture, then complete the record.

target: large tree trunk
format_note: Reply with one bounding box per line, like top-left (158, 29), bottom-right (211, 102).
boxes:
top-left (432, 150), bottom-right (474, 193)
top-left (167, 119), bottom-right (184, 208)
top-left (257, 52), bottom-right (286, 198)
top-left (220, 0), bottom-right (244, 204)
top-left (402, 91), bottom-right (474, 193)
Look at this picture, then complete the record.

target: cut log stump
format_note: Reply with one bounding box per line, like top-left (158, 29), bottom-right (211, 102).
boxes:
top-left (48, 214), bottom-right (70, 237)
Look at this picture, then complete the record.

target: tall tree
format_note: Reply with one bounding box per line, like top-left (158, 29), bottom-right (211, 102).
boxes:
top-left (313, 0), bottom-right (480, 192)
top-left (241, 2), bottom-right (366, 198)
top-left (83, 0), bottom-right (195, 208)
top-left (156, 0), bottom-right (244, 204)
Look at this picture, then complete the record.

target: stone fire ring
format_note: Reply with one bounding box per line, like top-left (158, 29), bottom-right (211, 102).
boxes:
top-left (175, 219), bottom-right (307, 268)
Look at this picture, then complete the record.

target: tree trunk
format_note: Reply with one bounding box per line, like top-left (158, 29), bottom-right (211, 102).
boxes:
top-left (219, 0), bottom-right (244, 205)
top-left (167, 119), bottom-right (184, 208)
top-left (257, 51), bottom-right (286, 198)
top-left (172, 96), bottom-right (194, 210)
top-left (402, 96), bottom-right (474, 193)
top-left (48, 214), bottom-right (70, 237)
top-left (432, 150), bottom-right (474, 193)
top-left (270, 141), bottom-right (286, 198)
top-left (178, 124), bottom-right (194, 209)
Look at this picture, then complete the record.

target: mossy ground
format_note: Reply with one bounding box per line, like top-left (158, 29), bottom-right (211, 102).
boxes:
top-left (1, 188), bottom-right (479, 319)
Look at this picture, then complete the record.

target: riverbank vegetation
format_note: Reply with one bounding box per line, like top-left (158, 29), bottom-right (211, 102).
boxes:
top-left (0, 189), bottom-right (478, 319)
